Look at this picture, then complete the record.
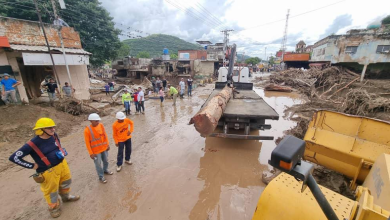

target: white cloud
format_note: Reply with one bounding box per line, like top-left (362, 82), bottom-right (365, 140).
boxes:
top-left (99, 0), bottom-right (390, 60)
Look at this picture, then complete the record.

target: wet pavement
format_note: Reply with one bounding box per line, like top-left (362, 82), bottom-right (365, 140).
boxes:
top-left (0, 72), bottom-right (304, 220)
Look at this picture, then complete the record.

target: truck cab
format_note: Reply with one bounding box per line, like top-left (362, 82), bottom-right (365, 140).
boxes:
top-left (218, 67), bottom-right (249, 83)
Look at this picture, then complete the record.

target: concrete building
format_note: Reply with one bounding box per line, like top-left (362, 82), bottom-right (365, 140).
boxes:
top-left (206, 44), bottom-right (225, 61)
top-left (296, 40), bottom-right (306, 53)
top-left (178, 50), bottom-right (207, 61)
top-left (0, 17), bottom-right (91, 102)
top-left (311, 27), bottom-right (390, 80)
top-left (112, 57), bottom-right (151, 79)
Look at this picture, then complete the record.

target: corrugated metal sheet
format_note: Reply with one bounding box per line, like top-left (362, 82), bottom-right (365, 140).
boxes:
top-left (9, 44), bottom-right (91, 55)
top-left (0, 36), bottom-right (10, 47)
top-left (283, 53), bottom-right (310, 61)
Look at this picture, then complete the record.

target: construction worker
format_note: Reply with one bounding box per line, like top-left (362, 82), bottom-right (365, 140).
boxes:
top-left (112, 112), bottom-right (134, 172)
top-left (122, 89), bottom-right (132, 115)
top-left (9, 118), bottom-right (80, 218)
top-left (168, 84), bottom-right (178, 106)
top-left (84, 113), bottom-right (113, 184)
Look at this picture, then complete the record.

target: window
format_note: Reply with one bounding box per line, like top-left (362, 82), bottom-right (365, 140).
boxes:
top-left (118, 61), bottom-right (124, 65)
top-left (376, 45), bottom-right (390, 53)
top-left (345, 46), bottom-right (358, 54)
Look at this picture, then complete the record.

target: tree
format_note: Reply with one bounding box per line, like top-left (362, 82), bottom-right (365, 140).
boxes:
top-left (136, 51), bottom-right (150, 58)
top-left (382, 15), bottom-right (390, 25)
top-left (116, 42), bottom-right (130, 58)
top-left (0, 0), bottom-right (122, 66)
top-left (170, 53), bottom-right (178, 59)
top-left (245, 57), bottom-right (261, 65)
top-left (269, 56), bottom-right (275, 65)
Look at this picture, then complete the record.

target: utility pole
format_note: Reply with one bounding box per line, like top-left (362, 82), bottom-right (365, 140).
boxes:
top-left (264, 47), bottom-right (267, 62)
top-left (221, 29), bottom-right (234, 67)
top-left (221, 29), bottom-right (234, 53)
top-left (33, 0), bottom-right (61, 88)
top-left (280, 9), bottom-right (290, 70)
top-left (50, 0), bottom-right (73, 97)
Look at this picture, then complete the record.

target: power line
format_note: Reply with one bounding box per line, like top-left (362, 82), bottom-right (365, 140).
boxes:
top-left (237, 0), bottom-right (346, 33)
top-left (171, 0), bottom-right (222, 28)
top-left (164, 0), bottom-right (218, 30)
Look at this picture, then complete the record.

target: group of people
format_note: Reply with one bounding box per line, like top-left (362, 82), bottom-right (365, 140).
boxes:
top-left (9, 111), bottom-right (135, 218)
top-left (1, 73), bottom-right (75, 107)
top-left (121, 87), bottom-right (145, 115)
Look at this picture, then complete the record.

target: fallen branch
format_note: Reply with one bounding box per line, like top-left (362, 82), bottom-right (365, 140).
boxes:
top-left (328, 77), bottom-right (359, 99)
top-left (265, 84), bottom-right (292, 92)
top-left (345, 69), bottom-right (360, 77)
top-left (319, 83), bottom-right (339, 98)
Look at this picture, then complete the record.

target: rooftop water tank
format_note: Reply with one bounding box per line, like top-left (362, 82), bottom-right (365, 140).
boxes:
top-left (163, 48), bottom-right (169, 55)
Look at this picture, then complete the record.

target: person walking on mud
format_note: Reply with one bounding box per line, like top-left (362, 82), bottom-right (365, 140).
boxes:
top-left (133, 88), bottom-right (139, 114)
top-left (156, 77), bottom-right (162, 94)
top-left (137, 87), bottom-right (145, 114)
top-left (84, 113), bottom-right (113, 184)
top-left (112, 112), bottom-right (134, 172)
top-left (122, 89), bottom-right (132, 115)
top-left (159, 86), bottom-right (165, 107)
top-left (9, 118), bottom-right (80, 218)
top-left (179, 78), bottom-right (185, 98)
top-left (44, 78), bottom-right (59, 106)
top-left (168, 84), bottom-right (178, 106)
top-left (187, 77), bottom-right (193, 97)
top-left (104, 83), bottom-right (110, 96)
top-left (162, 77), bottom-right (167, 91)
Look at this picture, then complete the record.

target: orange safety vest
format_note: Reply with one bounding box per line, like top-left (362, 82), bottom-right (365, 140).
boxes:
top-left (85, 124), bottom-right (108, 155)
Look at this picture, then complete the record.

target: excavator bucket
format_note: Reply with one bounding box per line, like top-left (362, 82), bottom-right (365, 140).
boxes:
top-left (304, 110), bottom-right (390, 189)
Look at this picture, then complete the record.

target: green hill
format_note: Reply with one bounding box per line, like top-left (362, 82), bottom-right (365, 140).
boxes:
top-left (237, 54), bottom-right (252, 62)
top-left (123, 34), bottom-right (202, 57)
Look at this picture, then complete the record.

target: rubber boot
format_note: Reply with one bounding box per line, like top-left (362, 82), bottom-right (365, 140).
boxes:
top-left (49, 199), bottom-right (62, 218)
top-left (60, 194), bottom-right (80, 202)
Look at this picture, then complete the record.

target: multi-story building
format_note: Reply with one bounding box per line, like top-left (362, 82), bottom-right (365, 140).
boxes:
top-left (310, 26), bottom-right (390, 80)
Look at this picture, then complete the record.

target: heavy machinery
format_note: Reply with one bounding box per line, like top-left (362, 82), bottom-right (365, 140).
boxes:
top-left (303, 110), bottom-right (390, 190)
top-left (252, 135), bottom-right (390, 220)
top-left (201, 44), bottom-right (279, 140)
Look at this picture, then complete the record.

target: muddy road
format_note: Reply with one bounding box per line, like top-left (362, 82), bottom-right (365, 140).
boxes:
top-left (0, 73), bottom-right (303, 220)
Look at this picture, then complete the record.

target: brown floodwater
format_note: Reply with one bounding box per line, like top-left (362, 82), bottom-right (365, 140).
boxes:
top-left (0, 74), bottom-right (304, 220)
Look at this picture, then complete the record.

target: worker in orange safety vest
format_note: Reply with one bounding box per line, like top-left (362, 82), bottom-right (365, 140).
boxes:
top-left (83, 113), bottom-right (113, 183)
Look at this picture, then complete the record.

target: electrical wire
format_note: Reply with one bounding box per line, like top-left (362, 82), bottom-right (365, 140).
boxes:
top-left (237, 0), bottom-right (346, 32)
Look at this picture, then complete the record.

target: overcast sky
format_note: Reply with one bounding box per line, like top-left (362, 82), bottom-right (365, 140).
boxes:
top-left (100, 0), bottom-right (389, 59)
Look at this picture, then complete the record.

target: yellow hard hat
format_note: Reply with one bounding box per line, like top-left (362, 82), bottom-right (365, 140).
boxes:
top-left (33, 118), bottom-right (56, 130)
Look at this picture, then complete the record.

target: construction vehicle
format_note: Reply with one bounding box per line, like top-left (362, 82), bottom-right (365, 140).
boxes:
top-left (252, 135), bottom-right (390, 220)
top-left (303, 110), bottom-right (390, 190)
top-left (203, 44), bottom-right (279, 140)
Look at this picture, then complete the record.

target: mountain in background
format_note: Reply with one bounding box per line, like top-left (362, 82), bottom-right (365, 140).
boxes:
top-left (236, 54), bottom-right (252, 62)
top-left (123, 34), bottom-right (202, 57)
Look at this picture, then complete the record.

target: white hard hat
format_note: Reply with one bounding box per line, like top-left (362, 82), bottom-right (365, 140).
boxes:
top-left (88, 113), bottom-right (101, 121)
top-left (116, 112), bottom-right (126, 120)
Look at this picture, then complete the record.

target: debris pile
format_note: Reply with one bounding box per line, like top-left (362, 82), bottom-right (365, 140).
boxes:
top-left (55, 98), bottom-right (106, 116)
top-left (275, 66), bottom-right (390, 139)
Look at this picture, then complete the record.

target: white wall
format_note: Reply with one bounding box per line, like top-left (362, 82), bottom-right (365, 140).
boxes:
top-left (0, 49), bottom-right (8, 65)
top-left (55, 65), bottom-right (90, 100)
top-left (5, 52), bottom-right (29, 103)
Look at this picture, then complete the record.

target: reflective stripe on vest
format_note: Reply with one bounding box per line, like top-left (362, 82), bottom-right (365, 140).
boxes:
top-left (88, 125), bottom-right (107, 148)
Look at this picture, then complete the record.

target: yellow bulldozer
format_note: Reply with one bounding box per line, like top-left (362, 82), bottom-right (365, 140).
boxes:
top-left (252, 110), bottom-right (390, 220)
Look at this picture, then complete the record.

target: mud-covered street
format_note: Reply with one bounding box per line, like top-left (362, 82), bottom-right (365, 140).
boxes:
top-left (0, 73), bottom-right (303, 220)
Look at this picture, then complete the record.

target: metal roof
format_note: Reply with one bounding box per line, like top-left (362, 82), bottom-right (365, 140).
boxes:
top-left (196, 40), bottom-right (212, 44)
top-left (9, 44), bottom-right (92, 55)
